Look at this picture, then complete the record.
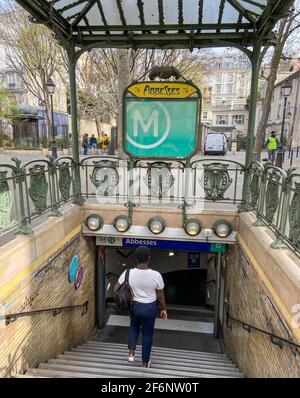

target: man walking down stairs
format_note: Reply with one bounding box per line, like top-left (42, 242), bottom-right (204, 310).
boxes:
top-left (15, 341), bottom-right (243, 378)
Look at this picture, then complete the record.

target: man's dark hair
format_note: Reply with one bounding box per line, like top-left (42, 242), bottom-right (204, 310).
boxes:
top-left (135, 246), bottom-right (150, 264)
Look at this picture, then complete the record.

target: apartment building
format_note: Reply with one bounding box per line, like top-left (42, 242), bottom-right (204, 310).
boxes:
top-left (256, 60), bottom-right (300, 148)
top-left (202, 54), bottom-right (251, 140)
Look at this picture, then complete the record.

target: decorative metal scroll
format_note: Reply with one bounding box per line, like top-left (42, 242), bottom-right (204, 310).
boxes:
top-left (28, 165), bottom-right (48, 213)
top-left (0, 171), bottom-right (13, 228)
top-left (144, 162), bottom-right (174, 198)
top-left (58, 162), bottom-right (72, 201)
top-left (249, 164), bottom-right (261, 209)
top-left (250, 172), bottom-right (260, 208)
top-left (90, 160), bottom-right (119, 196)
top-left (289, 182), bottom-right (300, 249)
top-left (200, 163), bottom-right (232, 201)
top-left (265, 170), bottom-right (280, 223)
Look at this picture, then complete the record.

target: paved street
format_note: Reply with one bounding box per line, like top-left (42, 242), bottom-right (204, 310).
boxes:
top-left (1, 148), bottom-right (298, 169)
top-left (0, 149), bottom-right (247, 165)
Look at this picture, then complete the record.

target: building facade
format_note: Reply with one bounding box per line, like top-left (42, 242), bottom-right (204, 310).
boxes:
top-left (0, 47), bottom-right (69, 148)
top-left (201, 54), bottom-right (251, 141)
top-left (256, 67), bottom-right (300, 148)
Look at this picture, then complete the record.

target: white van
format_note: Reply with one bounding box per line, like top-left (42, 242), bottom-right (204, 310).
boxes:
top-left (204, 133), bottom-right (227, 155)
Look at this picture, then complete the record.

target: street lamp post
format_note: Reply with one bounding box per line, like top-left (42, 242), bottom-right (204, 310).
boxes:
top-left (45, 78), bottom-right (57, 159)
top-left (276, 80), bottom-right (292, 168)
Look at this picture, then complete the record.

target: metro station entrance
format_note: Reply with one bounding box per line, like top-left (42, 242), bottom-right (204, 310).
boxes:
top-left (95, 236), bottom-right (227, 352)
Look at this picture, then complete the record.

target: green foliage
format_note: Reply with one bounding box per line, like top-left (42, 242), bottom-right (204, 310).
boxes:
top-left (0, 89), bottom-right (19, 120)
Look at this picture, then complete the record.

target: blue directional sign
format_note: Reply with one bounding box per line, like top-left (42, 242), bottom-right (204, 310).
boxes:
top-left (121, 237), bottom-right (226, 252)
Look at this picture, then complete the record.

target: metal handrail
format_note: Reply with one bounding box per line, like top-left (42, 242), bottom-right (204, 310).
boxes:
top-left (0, 301), bottom-right (89, 326)
top-left (226, 312), bottom-right (300, 350)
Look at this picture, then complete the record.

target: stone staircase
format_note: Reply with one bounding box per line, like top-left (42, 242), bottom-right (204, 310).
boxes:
top-left (16, 341), bottom-right (243, 378)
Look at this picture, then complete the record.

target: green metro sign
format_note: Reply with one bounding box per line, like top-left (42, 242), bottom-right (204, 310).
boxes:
top-left (123, 81), bottom-right (201, 159)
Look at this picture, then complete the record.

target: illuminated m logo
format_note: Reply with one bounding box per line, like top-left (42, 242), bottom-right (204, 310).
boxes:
top-left (133, 110), bottom-right (159, 138)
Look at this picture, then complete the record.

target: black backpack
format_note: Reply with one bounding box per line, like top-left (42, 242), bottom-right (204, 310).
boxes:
top-left (114, 269), bottom-right (132, 311)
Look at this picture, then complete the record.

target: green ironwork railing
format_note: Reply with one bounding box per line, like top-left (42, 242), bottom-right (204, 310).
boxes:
top-left (79, 156), bottom-right (244, 207)
top-left (1, 155), bottom-right (300, 258)
top-left (0, 156), bottom-right (75, 235)
top-left (247, 161), bottom-right (300, 255)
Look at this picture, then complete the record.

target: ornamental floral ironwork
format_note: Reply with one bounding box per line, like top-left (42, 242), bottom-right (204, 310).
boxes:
top-left (90, 160), bottom-right (119, 197)
top-left (289, 182), bottom-right (300, 249)
top-left (58, 162), bottom-right (72, 201)
top-left (0, 171), bottom-right (13, 228)
top-left (28, 165), bottom-right (48, 213)
top-left (265, 170), bottom-right (280, 223)
top-left (144, 162), bottom-right (174, 198)
top-left (200, 163), bottom-right (232, 201)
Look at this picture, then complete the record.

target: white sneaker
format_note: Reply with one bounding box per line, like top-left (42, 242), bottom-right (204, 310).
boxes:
top-left (128, 354), bottom-right (135, 362)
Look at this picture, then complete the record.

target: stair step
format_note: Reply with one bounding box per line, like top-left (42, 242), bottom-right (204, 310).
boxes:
top-left (74, 346), bottom-right (232, 364)
top-left (25, 368), bottom-right (120, 378)
top-left (15, 374), bottom-right (46, 378)
top-left (46, 359), bottom-right (241, 378)
top-left (39, 363), bottom-right (184, 378)
top-left (89, 341), bottom-right (225, 358)
top-left (53, 356), bottom-right (241, 376)
top-left (83, 342), bottom-right (227, 358)
top-left (62, 352), bottom-right (237, 369)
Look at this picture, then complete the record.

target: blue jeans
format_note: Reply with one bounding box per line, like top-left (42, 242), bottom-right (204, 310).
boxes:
top-left (268, 149), bottom-right (276, 164)
top-left (83, 146), bottom-right (88, 155)
top-left (128, 301), bottom-right (158, 363)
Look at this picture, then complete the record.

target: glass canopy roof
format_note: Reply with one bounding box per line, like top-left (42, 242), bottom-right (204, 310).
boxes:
top-left (16, 0), bottom-right (294, 50)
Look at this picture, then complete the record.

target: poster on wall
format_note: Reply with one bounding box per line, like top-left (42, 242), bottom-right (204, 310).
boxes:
top-left (69, 255), bottom-right (79, 283)
top-left (75, 266), bottom-right (84, 290)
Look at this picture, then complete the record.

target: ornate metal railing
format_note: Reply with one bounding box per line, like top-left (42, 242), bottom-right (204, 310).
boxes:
top-left (79, 156), bottom-right (244, 209)
top-left (0, 155), bottom-right (243, 235)
top-left (0, 156), bottom-right (74, 235)
top-left (247, 161), bottom-right (300, 255)
top-left (2, 155), bottom-right (300, 258)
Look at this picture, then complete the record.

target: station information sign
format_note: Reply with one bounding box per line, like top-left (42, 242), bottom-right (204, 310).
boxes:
top-left (123, 81), bottom-right (201, 159)
top-left (96, 236), bottom-right (227, 253)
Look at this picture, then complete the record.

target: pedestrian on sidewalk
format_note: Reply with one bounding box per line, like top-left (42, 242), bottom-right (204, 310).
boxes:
top-left (90, 134), bottom-right (97, 154)
top-left (265, 131), bottom-right (280, 165)
top-left (113, 246), bottom-right (168, 368)
top-left (82, 133), bottom-right (89, 156)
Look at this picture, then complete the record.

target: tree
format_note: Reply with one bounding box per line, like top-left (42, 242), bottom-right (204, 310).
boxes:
top-left (0, 88), bottom-right (19, 146)
top-left (0, 2), bottom-right (66, 146)
top-left (254, 3), bottom-right (300, 160)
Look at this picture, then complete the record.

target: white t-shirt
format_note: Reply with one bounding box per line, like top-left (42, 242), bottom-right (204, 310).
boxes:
top-left (118, 268), bottom-right (165, 304)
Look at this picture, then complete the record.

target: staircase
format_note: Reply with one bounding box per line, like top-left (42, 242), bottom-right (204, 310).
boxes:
top-left (16, 341), bottom-right (243, 378)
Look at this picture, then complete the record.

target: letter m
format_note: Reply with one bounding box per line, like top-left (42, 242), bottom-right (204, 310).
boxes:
top-left (133, 110), bottom-right (159, 138)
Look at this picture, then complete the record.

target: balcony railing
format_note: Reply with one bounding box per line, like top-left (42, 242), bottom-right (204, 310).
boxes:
top-left (1, 156), bottom-right (300, 258)
top-left (204, 103), bottom-right (246, 111)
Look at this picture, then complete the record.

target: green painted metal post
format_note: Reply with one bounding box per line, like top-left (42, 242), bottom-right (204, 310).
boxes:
top-left (242, 44), bottom-right (262, 203)
top-left (68, 51), bottom-right (84, 205)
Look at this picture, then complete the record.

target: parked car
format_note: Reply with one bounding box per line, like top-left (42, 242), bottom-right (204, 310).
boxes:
top-left (204, 133), bottom-right (227, 155)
